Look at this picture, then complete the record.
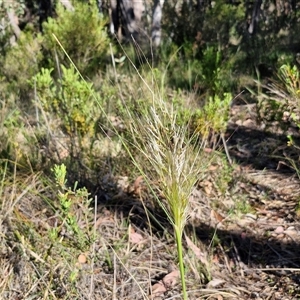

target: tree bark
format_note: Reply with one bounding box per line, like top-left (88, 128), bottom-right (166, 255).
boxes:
top-left (110, 0), bottom-right (144, 42)
top-left (7, 10), bottom-right (21, 40)
top-left (110, 0), bottom-right (120, 35)
top-left (248, 0), bottom-right (262, 35)
top-left (152, 0), bottom-right (164, 47)
top-left (120, 0), bottom-right (138, 40)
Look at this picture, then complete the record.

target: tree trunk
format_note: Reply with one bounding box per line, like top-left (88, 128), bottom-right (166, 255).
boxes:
top-left (110, 0), bottom-right (120, 36)
top-left (110, 0), bottom-right (144, 42)
top-left (120, 0), bottom-right (140, 40)
top-left (248, 0), bottom-right (262, 35)
top-left (152, 0), bottom-right (164, 47)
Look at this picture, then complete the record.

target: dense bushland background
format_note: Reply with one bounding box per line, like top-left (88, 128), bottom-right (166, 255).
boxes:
top-left (1, 0), bottom-right (300, 169)
top-left (1, 1), bottom-right (300, 299)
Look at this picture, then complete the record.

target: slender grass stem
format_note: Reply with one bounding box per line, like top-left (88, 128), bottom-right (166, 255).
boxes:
top-left (175, 226), bottom-right (187, 300)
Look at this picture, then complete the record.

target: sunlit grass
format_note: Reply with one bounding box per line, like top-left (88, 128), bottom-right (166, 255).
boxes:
top-left (121, 75), bottom-right (211, 298)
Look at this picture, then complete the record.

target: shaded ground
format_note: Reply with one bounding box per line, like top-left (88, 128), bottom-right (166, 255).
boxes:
top-left (199, 101), bottom-right (300, 299)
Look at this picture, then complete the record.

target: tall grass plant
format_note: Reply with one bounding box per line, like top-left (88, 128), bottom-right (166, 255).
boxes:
top-left (121, 69), bottom-right (210, 298)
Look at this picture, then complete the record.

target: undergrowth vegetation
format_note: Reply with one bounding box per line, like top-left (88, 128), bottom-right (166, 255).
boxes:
top-left (1, 0), bottom-right (300, 299)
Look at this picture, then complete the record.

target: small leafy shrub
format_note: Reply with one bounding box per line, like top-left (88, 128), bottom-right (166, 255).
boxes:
top-left (0, 0), bottom-right (27, 56)
top-left (257, 64), bottom-right (300, 175)
top-left (0, 98), bottom-right (21, 159)
top-left (231, 196), bottom-right (253, 216)
top-left (254, 64), bottom-right (300, 129)
top-left (215, 156), bottom-right (233, 196)
top-left (0, 97), bottom-right (42, 167)
top-left (161, 0), bottom-right (245, 93)
top-left (2, 30), bottom-right (43, 92)
top-left (157, 44), bottom-right (204, 91)
top-left (278, 64), bottom-right (300, 110)
top-left (30, 64), bottom-right (103, 169)
top-left (195, 93), bottom-right (232, 147)
top-left (51, 163), bottom-right (92, 250)
top-left (42, 0), bottom-right (110, 75)
top-left (32, 65), bottom-right (100, 137)
top-left (277, 65), bottom-right (300, 173)
top-left (197, 46), bottom-right (236, 97)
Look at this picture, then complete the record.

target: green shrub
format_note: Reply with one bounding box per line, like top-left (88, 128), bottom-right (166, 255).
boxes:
top-left (195, 93), bottom-right (232, 145)
top-left (198, 46), bottom-right (237, 97)
top-left (42, 1), bottom-right (110, 76)
top-left (0, 98), bottom-right (21, 160)
top-left (254, 64), bottom-right (300, 128)
top-left (255, 64), bottom-right (300, 174)
top-left (31, 65), bottom-right (103, 170)
top-left (277, 64), bottom-right (300, 161)
top-left (32, 65), bottom-right (100, 137)
top-left (0, 97), bottom-right (42, 168)
top-left (51, 163), bottom-right (92, 250)
top-left (2, 31), bottom-right (43, 92)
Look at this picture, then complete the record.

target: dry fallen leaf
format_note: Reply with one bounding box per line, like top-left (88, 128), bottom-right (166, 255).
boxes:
top-left (210, 209), bottom-right (225, 223)
top-left (204, 147), bottom-right (213, 153)
top-left (208, 164), bottom-right (219, 171)
top-left (274, 226), bottom-right (284, 234)
top-left (202, 180), bottom-right (213, 195)
top-left (127, 175), bottom-right (144, 195)
top-left (78, 253), bottom-right (87, 264)
top-left (162, 270), bottom-right (179, 288)
top-left (95, 215), bottom-right (114, 228)
top-left (185, 235), bottom-right (209, 266)
top-left (133, 175), bottom-right (144, 194)
top-left (129, 227), bottom-right (144, 244)
top-left (151, 282), bottom-right (167, 299)
top-left (284, 228), bottom-right (298, 239)
top-left (150, 269), bottom-right (179, 299)
top-left (212, 254), bottom-right (220, 264)
top-left (206, 278), bottom-right (226, 288)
